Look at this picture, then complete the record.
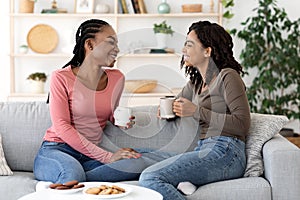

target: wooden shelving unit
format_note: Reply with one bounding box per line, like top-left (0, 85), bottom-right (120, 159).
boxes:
top-left (9, 0), bottom-right (223, 105)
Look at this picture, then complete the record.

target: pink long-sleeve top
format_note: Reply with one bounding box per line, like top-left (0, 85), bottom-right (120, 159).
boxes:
top-left (44, 65), bottom-right (125, 163)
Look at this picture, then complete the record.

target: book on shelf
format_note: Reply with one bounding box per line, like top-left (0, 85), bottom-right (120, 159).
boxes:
top-left (118, 0), bottom-right (124, 14)
top-left (125, 0), bottom-right (135, 14)
top-left (119, 0), bottom-right (128, 14)
top-left (137, 0), bottom-right (147, 13)
top-left (131, 0), bottom-right (141, 14)
top-left (119, 0), bottom-right (147, 14)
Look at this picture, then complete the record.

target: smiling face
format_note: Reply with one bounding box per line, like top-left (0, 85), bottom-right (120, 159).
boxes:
top-left (86, 25), bottom-right (119, 67)
top-left (182, 30), bottom-right (210, 70)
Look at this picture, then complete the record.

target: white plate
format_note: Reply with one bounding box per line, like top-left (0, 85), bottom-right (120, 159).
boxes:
top-left (82, 183), bottom-right (132, 199)
top-left (47, 185), bottom-right (85, 194)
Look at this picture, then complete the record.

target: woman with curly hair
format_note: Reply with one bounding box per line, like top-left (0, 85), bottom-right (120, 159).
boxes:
top-left (139, 20), bottom-right (251, 199)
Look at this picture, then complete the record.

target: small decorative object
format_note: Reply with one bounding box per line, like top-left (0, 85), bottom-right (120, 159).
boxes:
top-left (19, 0), bottom-right (36, 13)
top-left (27, 72), bottom-right (47, 93)
top-left (51, 0), bottom-right (57, 9)
top-left (19, 45), bottom-right (29, 54)
top-left (41, 0), bottom-right (68, 13)
top-left (181, 4), bottom-right (202, 13)
top-left (95, 3), bottom-right (110, 13)
top-left (157, 0), bottom-right (170, 14)
top-left (75, 0), bottom-right (94, 13)
top-left (153, 20), bottom-right (174, 49)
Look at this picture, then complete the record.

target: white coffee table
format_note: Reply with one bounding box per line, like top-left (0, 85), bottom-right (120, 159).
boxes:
top-left (18, 182), bottom-right (163, 200)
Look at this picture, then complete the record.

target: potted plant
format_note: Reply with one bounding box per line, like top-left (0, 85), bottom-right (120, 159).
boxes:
top-left (236, 0), bottom-right (300, 122)
top-left (27, 72), bottom-right (47, 93)
top-left (153, 20), bottom-right (174, 49)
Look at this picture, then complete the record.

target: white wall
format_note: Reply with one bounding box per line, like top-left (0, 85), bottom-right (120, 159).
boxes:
top-left (0, 0), bottom-right (299, 132)
top-left (0, 1), bottom-right (10, 102)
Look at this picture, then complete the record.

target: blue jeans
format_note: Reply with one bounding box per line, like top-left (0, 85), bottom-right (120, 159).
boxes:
top-left (33, 141), bottom-right (175, 183)
top-left (139, 136), bottom-right (246, 200)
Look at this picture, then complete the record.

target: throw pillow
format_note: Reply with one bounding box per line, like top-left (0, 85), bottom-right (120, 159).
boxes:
top-left (0, 134), bottom-right (13, 175)
top-left (243, 113), bottom-right (289, 177)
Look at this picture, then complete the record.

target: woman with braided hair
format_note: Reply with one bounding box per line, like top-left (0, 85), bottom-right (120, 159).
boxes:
top-left (33, 19), bottom-right (149, 183)
top-left (139, 21), bottom-right (251, 199)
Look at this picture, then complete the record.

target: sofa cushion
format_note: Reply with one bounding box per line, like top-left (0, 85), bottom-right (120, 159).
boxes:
top-left (0, 102), bottom-right (51, 171)
top-left (244, 113), bottom-right (289, 177)
top-left (0, 134), bottom-right (13, 175)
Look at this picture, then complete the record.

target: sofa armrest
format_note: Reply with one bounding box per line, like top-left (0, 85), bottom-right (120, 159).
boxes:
top-left (263, 134), bottom-right (300, 200)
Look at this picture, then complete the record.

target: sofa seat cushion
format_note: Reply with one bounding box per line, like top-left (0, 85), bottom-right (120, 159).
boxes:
top-left (0, 171), bottom-right (38, 199)
top-left (186, 177), bottom-right (271, 200)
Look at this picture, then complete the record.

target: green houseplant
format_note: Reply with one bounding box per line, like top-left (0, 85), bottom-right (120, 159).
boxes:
top-left (27, 72), bottom-right (47, 93)
top-left (27, 72), bottom-right (47, 82)
top-left (237, 0), bottom-right (300, 120)
top-left (153, 20), bottom-right (174, 49)
top-left (153, 20), bottom-right (174, 35)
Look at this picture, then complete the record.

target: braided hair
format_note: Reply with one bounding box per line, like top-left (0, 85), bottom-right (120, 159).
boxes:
top-left (180, 20), bottom-right (244, 90)
top-left (47, 19), bottom-right (110, 103)
top-left (63, 19), bottom-right (110, 68)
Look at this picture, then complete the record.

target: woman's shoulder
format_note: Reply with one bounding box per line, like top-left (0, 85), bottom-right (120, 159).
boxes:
top-left (218, 68), bottom-right (245, 88)
top-left (219, 68), bottom-right (242, 80)
top-left (52, 65), bottom-right (72, 75)
top-left (51, 65), bottom-right (74, 82)
top-left (105, 68), bottom-right (124, 78)
top-left (220, 67), bottom-right (238, 75)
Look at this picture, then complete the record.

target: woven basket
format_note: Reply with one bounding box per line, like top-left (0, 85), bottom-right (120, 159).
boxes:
top-left (19, 0), bottom-right (35, 13)
top-left (182, 4), bottom-right (202, 13)
top-left (125, 80), bottom-right (157, 93)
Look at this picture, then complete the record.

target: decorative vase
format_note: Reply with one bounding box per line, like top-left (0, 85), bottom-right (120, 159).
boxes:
top-left (29, 80), bottom-right (45, 93)
top-left (157, 0), bottom-right (170, 14)
top-left (95, 3), bottom-right (110, 13)
top-left (155, 33), bottom-right (168, 49)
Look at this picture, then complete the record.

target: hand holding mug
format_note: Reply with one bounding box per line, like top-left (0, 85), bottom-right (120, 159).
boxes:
top-left (114, 107), bottom-right (135, 129)
top-left (173, 97), bottom-right (197, 117)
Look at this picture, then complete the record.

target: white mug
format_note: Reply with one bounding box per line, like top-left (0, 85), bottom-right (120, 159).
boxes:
top-left (114, 106), bottom-right (132, 126)
top-left (160, 96), bottom-right (176, 119)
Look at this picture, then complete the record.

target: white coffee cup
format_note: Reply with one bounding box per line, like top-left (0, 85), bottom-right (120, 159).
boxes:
top-left (160, 96), bottom-right (176, 119)
top-left (114, 106), bottom-right (132, 127)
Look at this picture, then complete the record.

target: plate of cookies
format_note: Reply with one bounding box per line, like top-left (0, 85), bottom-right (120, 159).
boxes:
top-left (82, 182), bottom-right (132, 199)
top-left (48, 180), bottom-right (85, 194)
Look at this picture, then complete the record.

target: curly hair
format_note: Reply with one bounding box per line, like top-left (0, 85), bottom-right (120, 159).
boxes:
top-left (181, 21), bottom-right (244, 89)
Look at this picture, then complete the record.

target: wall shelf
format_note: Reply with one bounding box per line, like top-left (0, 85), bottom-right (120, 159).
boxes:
top-left (9, 0), bottom-right (223, 105)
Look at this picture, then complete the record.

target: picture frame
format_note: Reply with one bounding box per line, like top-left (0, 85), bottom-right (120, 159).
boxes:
top-left (75, 0), bottom-right (94, 13)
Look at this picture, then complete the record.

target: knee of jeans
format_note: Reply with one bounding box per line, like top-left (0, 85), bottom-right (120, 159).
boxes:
top-left (58, 168), bottom-right (86, 183)
top-left (139, 170), bottom-right (163, 188)
top-left (139, 172), bottom-right (153, 187)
